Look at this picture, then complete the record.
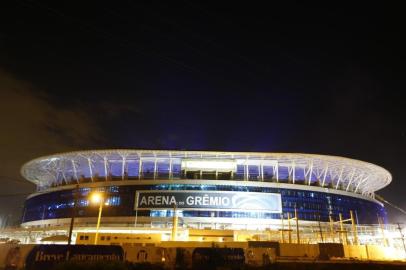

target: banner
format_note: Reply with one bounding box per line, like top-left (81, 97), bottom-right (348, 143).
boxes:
top-left (135, 190), bottom-right (282, 212)
top-left (25, 245), bottom-right (124, 270)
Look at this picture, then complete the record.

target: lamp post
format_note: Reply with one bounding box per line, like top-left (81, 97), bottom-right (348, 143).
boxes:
top-left (90, 192), bottom-right (105, 245)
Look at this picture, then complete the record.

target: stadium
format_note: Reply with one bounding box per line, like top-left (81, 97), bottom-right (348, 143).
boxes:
top-left (0, 149), bottom-right (404, 268)
top-left (20, 149), bottom-right (391, 230)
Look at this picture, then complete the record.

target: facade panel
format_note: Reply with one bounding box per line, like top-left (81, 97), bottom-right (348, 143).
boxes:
top-left (22, 183), bottom-right (386, 225)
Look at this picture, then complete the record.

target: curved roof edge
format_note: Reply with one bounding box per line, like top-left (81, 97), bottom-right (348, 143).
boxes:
top-left (21, 149), bottom-right (392, 196)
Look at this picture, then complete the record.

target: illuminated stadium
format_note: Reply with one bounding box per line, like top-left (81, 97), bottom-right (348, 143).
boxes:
top-left (20, 150), bottom-right (391, 230)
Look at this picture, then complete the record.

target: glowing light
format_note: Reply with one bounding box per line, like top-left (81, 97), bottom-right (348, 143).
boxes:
top-left (181, 159), bottom-right (236, 172)
top-left (90, 192), bottom-right (103, 204)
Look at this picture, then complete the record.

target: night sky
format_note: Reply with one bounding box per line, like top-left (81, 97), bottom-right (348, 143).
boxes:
top-left (0, 2), bottom-right (405, 225)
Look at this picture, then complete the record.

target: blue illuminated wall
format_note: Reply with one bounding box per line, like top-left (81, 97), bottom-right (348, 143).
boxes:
top-left (22, 184), bottom-right (386, 224)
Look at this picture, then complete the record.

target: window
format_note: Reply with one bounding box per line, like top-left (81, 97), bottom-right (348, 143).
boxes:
top-left (141, 160), bottom-right (155, 179)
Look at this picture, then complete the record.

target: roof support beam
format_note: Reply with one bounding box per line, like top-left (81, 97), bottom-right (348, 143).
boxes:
top-left (138, 159), bottom-right (142, 180)
top-left (169, 157), bottom-right (173, 179)
top-left (153, 157), bottom-right (158, 180)
top-left (275, 163), bottom-right (279, 182)
top-left (104, 157), bottom-right (108, 181)
top-left (346, 169), bottom-right (357, 191)
top-left (87, 158), bottom-right (94, 182)
top-left (122, 157), bottom-right (126, 180)
top-left (71, 159), bottom-right (79, 183)
top-left (321, 163), bottom-right (329, 187)
top-left (355, 175), bottom-right (369, 193)
top-left (307, 160), bottom-right (313, 185)
top-left (336, 166), bottom-right (345, 189)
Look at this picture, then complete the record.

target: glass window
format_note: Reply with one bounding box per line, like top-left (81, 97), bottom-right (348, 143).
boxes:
top-left (141, 160), bottom-right (155, 179)
top-left (156, 159), bottom-right (170, 179)
top-left (127, 160), bottom-right (140, 178)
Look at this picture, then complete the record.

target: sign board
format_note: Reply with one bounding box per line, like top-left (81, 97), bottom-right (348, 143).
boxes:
top-left (135, 190), bottom-right (282, 212)
top-left (25, 245), bottom-right (124, 270)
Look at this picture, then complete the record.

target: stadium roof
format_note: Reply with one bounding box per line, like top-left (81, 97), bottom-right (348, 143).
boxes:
top-left (21, 149), bottom-right (391, 197)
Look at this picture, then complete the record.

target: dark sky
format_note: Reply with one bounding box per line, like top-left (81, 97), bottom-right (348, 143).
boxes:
top-left (0, 1), bottom-right (405, 225)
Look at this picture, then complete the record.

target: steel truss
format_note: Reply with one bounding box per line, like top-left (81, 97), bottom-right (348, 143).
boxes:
top-left (21, 150), bottom-right (391, 198)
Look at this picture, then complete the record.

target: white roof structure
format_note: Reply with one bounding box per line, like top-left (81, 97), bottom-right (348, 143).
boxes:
top-left (21, 150), bottom-right (391, 197)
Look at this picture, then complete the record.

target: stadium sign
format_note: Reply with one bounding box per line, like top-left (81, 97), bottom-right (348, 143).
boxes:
top-left (135, 190), bottom-right (282, 212)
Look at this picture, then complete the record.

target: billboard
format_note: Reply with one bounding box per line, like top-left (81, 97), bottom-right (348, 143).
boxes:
top-left (135, 190), bottom-right (282, 212)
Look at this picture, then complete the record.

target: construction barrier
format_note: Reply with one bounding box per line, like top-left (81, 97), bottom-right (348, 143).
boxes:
top-left (318, 243), bottom-right (344, 259)
top-left (0, 243), bottom-right (405, 269)
top-left (279, 243), bottom-right (319, 258)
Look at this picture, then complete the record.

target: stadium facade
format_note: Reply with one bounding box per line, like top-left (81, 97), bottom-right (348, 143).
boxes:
top-left (20, 150), bottom-right (391, 229)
